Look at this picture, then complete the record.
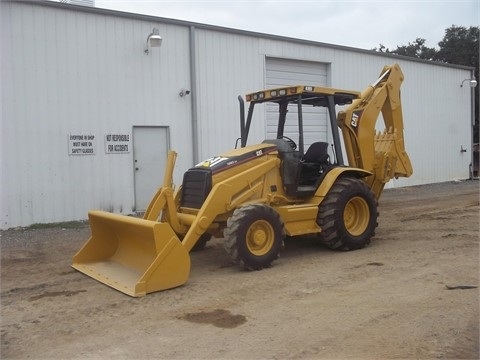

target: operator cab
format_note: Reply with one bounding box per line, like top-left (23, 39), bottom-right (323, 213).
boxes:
top-left (240, 85), bottom-right (360, 197)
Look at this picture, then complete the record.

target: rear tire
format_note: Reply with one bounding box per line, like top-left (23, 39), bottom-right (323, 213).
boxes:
top-left (224, 204), bottom-right (285, 270)
top-left (317, 177), bottom-right (378, 250)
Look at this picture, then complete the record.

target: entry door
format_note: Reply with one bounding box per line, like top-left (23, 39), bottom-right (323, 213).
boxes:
top-left (133, 126), bottom-right (169, 211)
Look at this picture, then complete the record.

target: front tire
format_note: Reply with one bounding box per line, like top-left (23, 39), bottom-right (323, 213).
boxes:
top-left (317, 177), bottom-right (378, 250)
top-left (224, 204), bottom-right (285, 270)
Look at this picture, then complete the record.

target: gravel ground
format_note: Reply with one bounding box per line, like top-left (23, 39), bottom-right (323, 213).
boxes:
top-left (1, 180), bottom-right (479, 359)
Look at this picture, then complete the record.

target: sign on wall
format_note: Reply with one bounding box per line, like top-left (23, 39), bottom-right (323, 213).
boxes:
top-left (105, 134), bottom-right (131, 154)
top-left (68, 134), bottom-right (96, 155)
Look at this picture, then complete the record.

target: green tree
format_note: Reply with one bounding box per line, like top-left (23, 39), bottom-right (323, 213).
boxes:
top-left (374, 38), bottom-right (436, 60)
top-left (435, 26), bottom-right (479, 69)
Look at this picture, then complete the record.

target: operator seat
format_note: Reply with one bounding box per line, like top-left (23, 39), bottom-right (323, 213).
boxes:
top-left (302, 141), bottom-right (329, 164)
top-left (297, 142), bottom-right (330, 189)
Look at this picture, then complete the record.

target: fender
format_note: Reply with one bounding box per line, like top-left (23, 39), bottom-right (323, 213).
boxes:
top-left (314, 166), bottom-right (372, 199)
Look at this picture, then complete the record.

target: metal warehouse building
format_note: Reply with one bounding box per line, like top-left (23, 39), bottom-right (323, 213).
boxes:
top-left (1, 0), bottom-right (476, 229)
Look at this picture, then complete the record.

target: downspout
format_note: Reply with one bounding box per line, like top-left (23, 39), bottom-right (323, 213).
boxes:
top-left (470, 68), bottom-right (478, 179)
top-left (189, 25), bottom-right (199, 164)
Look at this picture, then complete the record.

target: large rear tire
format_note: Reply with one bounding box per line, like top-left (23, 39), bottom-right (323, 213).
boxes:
top-left (224, 204), bottom-right (285, 270)
top-left (317, 177), bottom-right (378, 250)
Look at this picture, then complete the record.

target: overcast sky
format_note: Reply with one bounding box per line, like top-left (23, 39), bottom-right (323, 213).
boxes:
top-left (93, 0), bottom-right (479, 50)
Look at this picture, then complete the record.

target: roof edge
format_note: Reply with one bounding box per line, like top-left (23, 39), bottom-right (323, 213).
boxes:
top-left (8, 0), bottom-right (475, 72)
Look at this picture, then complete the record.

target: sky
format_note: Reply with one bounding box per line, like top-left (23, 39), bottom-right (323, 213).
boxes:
top-left (92, 0), bottom-right (479, 50)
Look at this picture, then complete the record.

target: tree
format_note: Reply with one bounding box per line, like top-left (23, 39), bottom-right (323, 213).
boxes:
top-left (373, 38), bottom-right (436, 60)
top-left (435, 26), bottom-right (479, 69)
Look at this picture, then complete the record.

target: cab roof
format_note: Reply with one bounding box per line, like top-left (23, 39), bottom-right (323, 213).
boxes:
top-left (245, 85), bottom-right (360, 107)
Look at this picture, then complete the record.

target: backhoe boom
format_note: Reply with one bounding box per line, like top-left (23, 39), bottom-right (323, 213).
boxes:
top-left (337, 64), bottom-right (413, 198)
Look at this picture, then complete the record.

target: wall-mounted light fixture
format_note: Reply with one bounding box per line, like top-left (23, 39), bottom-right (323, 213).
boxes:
top-left (144, 28), bottom-right (162, 55)
top-left (460, 78), bottom-right (478, 88)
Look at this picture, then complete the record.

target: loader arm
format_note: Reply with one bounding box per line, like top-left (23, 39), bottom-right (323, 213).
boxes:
top-left (337, 63), bottom-right (413, 198)
top-left (143, 150), bottom-right (177, 221)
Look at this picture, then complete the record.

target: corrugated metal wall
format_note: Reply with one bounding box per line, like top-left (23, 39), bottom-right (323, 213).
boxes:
top-left (328, 51), bottom-right (473, 187)
top-left (193, 29), bottom-right (472, 189)
top-left (1, 1), bottom-right (194, 228)
top-left (194, 29), bottom-right (265, 159)
top-left (1, 1), bottom-right (474, 228)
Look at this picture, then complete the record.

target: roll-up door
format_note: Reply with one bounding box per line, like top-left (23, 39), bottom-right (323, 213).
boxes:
top-left (265, 58), bottom-right (329, 149)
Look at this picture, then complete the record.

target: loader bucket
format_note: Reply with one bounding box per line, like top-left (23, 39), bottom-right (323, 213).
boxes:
top-left (72, 210), bottom-right (190, 297)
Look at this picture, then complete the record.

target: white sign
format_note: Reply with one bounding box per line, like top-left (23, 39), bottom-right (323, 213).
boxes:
top-left (68, 134), bottom-right (96, 155)
top-left (105, 134), bottom-right (130, 154)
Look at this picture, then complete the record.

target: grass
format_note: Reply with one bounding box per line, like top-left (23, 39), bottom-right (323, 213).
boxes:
top-left (25, 220), bottom-right (88, 230)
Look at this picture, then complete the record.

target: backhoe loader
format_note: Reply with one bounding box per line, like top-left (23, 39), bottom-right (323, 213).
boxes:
top-left (72, 63), bottom-right (412, 297)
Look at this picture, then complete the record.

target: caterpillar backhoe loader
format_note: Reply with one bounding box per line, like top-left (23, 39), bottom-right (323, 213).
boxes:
top-left (72, 63), bottom-right (412, 297)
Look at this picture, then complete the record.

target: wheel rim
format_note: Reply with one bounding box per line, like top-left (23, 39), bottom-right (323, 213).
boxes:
top-left (246, 220), bottom-right (275, 256)
top-left (343, 196), bottom-right (370, 236)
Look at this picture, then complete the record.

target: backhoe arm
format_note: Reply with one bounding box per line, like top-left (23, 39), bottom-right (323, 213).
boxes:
top-left (337, 64), bottom-right (413, 198)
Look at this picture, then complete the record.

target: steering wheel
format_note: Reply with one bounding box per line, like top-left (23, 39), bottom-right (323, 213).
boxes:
top-left (281, 135), bottom-right (297, 150)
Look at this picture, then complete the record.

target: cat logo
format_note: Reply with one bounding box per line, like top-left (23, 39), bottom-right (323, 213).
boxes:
top-left (351, 113), bottom-right (359, 128)
top-left (351, 110), bottom-right (363, 129)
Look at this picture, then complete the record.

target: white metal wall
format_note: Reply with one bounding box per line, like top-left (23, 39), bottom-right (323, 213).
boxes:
top-left (1, 1), bottom-right (194, 228)
top-left (193, 28), bottom-right (472, 189)
top-left (1, 1), bottom-right (474, 228)
top-left (328, 52), bottom-right (473, 187)
top-left (193, 29), bottom-right (265, 159)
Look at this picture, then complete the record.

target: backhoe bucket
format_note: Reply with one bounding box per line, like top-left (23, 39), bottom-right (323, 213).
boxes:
top-left (72, 210), bottom-right (190, 297)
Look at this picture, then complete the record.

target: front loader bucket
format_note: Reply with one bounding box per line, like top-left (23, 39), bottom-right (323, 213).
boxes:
top-left (72, 210), bottom-right (190, 297)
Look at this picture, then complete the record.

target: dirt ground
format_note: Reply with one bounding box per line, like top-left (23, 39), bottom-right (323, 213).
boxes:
top-left (1, 180), bottom-right (479, 359)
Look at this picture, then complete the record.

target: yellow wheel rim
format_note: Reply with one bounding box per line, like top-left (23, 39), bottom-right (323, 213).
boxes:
top-left (246, 220), bottom-right (275, 256)
top-left (343, 196), bottom-right (370, 236)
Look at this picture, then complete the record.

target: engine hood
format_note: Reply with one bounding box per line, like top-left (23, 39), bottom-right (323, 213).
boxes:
top-left (194, 143), bottom-right (278, 174)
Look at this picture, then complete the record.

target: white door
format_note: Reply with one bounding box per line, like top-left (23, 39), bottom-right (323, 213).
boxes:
top-left (133, 126), bottom-right (169, 211)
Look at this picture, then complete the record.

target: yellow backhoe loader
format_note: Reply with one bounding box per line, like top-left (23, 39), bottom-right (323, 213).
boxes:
top-left (72, 63), bottom-right (412, 297)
